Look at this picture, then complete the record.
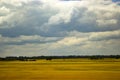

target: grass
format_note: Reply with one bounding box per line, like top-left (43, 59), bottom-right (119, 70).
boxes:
top-left (0, 58), bottom-right (120, 80)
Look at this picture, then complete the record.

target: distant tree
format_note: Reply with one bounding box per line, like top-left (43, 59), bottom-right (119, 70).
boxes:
top-left (46, 57), bottom-right (52, 60)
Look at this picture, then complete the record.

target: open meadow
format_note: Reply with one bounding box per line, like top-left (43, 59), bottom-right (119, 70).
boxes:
top-left (0, 58), bottom-right (120, 80)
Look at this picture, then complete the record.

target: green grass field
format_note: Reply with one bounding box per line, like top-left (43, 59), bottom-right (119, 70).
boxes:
top-left (0, 58), bottom-right (120, 80)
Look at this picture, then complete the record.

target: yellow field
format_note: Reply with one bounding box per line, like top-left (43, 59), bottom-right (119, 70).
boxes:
top-left (0, 58), bottom-right (120, 80)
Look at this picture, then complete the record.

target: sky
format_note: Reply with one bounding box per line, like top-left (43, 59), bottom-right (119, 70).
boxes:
top-left (0, 0), bottom-right (120, 57)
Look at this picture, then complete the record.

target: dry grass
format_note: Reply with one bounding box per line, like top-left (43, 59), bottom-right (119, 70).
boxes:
top-left (0, 58), bottom-right (120, 80)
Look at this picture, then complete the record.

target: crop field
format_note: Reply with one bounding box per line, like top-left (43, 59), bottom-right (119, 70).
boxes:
top-left (0, 58), bottom-right (120, 80)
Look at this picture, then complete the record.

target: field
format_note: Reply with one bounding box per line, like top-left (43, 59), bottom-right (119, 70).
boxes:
top-left (0, 58), bottom-right (120, 80)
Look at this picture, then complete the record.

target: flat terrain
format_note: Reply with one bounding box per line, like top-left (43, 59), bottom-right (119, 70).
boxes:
top-left (0, 58), bottom-right (120, 80)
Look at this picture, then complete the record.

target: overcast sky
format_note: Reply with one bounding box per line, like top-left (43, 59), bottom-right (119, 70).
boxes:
top-left (0, 0), bottom-right (120, 57)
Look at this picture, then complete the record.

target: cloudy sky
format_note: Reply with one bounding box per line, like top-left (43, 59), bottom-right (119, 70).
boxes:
top-left (0, 0), bottom-right (120, 57)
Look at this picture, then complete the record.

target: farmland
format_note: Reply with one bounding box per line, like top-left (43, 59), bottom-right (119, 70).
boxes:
top-left (0, 58), bottom-right (120, 80)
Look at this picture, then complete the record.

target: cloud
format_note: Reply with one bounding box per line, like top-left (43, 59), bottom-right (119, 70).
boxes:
top-left (50, 37), bottom-right (87, 49)
top-left (0, 0), bottom-right (120, 37)
top-left (0, 35), bottom-right (61, 45)
top-left (89, 30), bottom-right (120, 41)
top-left (0, 0), bottom-right (120, 56)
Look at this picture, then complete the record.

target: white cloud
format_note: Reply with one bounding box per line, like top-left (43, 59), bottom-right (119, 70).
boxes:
top-left (96, 19), bottom-right (117, 26)
top-left (89, 30), bottom-right (120, 41)
top-left (51, 37), bottom-right (87, 48)
top-left (0, 0), bottom-right (120, 56)
top-left (0, 6), bottom-right (10, 16)
top-left (0, 0), bottom-right (119, 31)
top-left (0, 35), bottom-right (60, 45)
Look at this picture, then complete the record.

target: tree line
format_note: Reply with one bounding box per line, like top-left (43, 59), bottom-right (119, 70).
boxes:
top-left (0, 55), bottom-right (120, 61)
